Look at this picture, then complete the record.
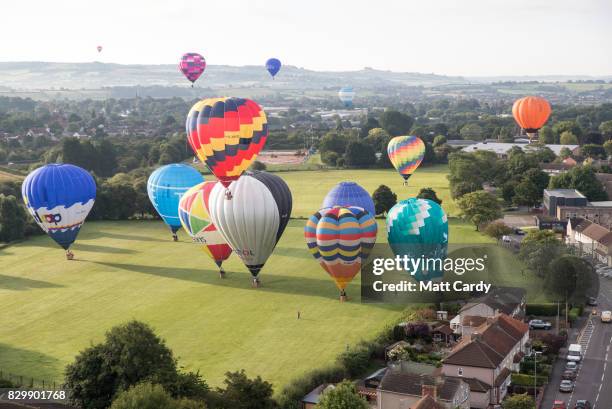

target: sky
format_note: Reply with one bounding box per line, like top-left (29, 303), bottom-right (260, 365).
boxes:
top-left (2, 0), bottom-right (611, 77)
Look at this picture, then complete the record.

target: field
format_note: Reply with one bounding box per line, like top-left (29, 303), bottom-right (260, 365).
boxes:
top-left (0, 165), bottom-right (542, 391)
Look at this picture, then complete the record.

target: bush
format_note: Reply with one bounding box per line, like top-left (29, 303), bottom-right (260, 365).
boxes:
top-left (526, 304), bottom-right (560, 316)
top-left (511, 373), bottom-right (547, 387)
top-left (250, 161), bottom-right (267, 171)
top-left (110, 382), bottom-right (206, 409)
top-left (568, 307), bottom-right (581, 322)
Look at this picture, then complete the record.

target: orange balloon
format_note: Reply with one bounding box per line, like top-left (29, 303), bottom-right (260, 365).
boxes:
top-left (512, 96), bottom-right (551, 134)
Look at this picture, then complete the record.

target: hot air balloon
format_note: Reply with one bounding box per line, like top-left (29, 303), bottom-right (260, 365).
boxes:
top-left (386, 198), bottom-right (448, 282)
top-left (179, 53), bottom-right (206, 86)
top-left (387, 135), bottom-right (425, 184)
top-left (179, 181), bottom-right (232, 277)
top-left (147, 164), bottom-right (204, 241)
top-left (21, 164), bottom-right (96, 260)
top-left (265, 58), bottom-right (281, 79)
top-left (305, 206), bottom-right (377, 301)
top-left (338, 87), bottom-right (355, 108)
top-left (322, 182), bottom-right (376, 216)
top-left (96, 45), bottom-right (102, 53)
top-left (208, 171), bottom-right (292, 286)
top-left (512, 96), bottom-right (551, 141)
top-left (186, 97), bottom-right (268, 189)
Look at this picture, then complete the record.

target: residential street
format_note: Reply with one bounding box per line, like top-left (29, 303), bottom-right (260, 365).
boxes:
top-left (542, 277), bottom-right (612, 409)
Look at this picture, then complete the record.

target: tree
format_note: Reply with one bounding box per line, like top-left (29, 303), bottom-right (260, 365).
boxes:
top-left (317, 380), bottom-right (368, 409)
top-left (319, 132), bottom-right (348, 156)
top-left (456, 191), bottom-right (502, 230)
top-left (559, 131), bottom-right (579, 145)
top-left (416, 187), bottom-right (442, 205)
top-left (513, 169), bottom-right (549, 207)
top-left (65, 321), bottom-right (208, 409)
top-left (603, 140), bottom-right (612, 157)
top-left (599, 120), bottom-right (612, 139)
top-left (359, 116), bottom-right (380, 138)
top-left (503, 393), bottom-right (535, 409)
top-left (546, 255), bottom-right (595, 304)
top-left (110, 383), bottom-right (206, 409)
top-left (548, 166), bottom-right (607, 201)
top-left (250, 161), bottom-right (267, 171)
top-left (459, 123), bottom-right (483, 140)
top-left (581, 144), bottom-right (606, 159)
top-left (0, 194), bottom-right (27, 242)
top-left (372, 185), bottom-right (397, 215)
top-left (344, 141), bottom-right (376, 167)
top-left (518, 230), bottom-right (564, 277)
top-left (484, 221), bottom-right (513, 242)
top-left (379, 110), bottom-right (413, 136)
top-left (365, 128), bottom-right (390, 152)
top-left (559, 147), bottom-right (572, 159)
top-left (214, 370), bottom-right (277, 409)
top-left (553, 121), bottom-right (582, 140)
top-left (432, 134), bottom-right (447, 147)
top-left (538, 126), bottom-right (555, 144)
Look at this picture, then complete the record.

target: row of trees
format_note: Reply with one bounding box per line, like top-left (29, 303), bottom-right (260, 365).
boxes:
top-left (62, 320), bottom-right (368, 409)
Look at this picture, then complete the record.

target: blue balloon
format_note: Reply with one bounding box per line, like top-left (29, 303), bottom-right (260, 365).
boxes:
top-left (147, 164), bottom-right (204, 237)
top-left (265, 58), bottom-right (281, 78)
top-left (22, 164), bottom-right (96, 250)
top-left (322, 181), bottom-right (376, 216)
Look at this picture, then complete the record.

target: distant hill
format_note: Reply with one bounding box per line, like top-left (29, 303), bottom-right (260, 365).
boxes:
top-left (0, 61), bottom-right (467, 91)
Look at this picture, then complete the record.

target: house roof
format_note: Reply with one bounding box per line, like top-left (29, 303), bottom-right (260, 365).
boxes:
top-left (447, 376), bottom-right (490, 393)
top-left (461, 315), bottom-right (488, 327)
top-left (444, 314), bottom-right (528, 369)
top-left (433, 324), bottom-right (454, 336)
top-left (494, 367), bottom-right (512, 387)
top-left (378, 372), bottom-right (461, 401)
top-left (462, 143), bottom-right (578, 156)
top-left (302, 384), bottom-right (333, 404)
top-left (410, 395), bottom-right (445, 409)
top-left (459, 287), bottom-right (525, 315)
top-left (544, 189), bottom-right (586, 199)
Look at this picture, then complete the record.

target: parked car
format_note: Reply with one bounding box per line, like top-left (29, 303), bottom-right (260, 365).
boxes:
top-left (567, 344), bottom-right (582, 362)
top-left (559, 380), bottom-right (574, 392)
top-left (529, 319), bottom-right (553, 330)
top-left (562, 369), bottom-right (576, 380)
top-left (553, 401), bottom-right (566, 409)
top-left (587, 297), bottom-right (598, 306)
top-left (514, 228), bottom-right (526, 235)
top-left (601, 310), bottom-right (612, 323)
top-left (574, 401), bottom-right (592, 409)
top-left (566, 361), bottom-right (578, 371)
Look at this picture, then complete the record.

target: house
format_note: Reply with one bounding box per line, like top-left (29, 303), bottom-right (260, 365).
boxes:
top-left (432, 324), bottom-right (457, 345)
top-left (540, 162), bottom-right (574, 175)
top-left (441, 314), bottom-right (529, 408)
top-left (451, 287), bottom-right (526, 335)
top-left (301, 384), bottom-right (335, 409)
top-left (566, 218), bottom-right (612, 265)
top-left (377, 372), bottom-right (470, 409)
top-left (596, 173), bottom-right (612, 200)
top-left (543, 189), bottom-right (588, 217)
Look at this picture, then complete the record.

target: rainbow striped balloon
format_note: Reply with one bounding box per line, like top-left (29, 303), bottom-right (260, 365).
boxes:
top-left (304, 206), bottom-right (377, 299)
top-left (387, 135), bottom-right (425, 183)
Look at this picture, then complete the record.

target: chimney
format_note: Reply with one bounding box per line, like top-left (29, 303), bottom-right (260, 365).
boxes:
top-left (471, 331), bottom-right (482, 342)
top-left (421, 384), bottom-right (437, 399)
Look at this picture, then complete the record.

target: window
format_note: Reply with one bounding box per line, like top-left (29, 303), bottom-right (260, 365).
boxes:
top-left (458, 367), bottom-right (463, 376)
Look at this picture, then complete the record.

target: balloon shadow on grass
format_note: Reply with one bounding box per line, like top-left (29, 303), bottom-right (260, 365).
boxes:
top-left (92, 231), bottom-right (168, 243)
top-left (72, 243), bottom-right (138, 254)
top-left (0, 274), bottom-right (63, 291)
top-left (88, 261), bottom-right (398, 310)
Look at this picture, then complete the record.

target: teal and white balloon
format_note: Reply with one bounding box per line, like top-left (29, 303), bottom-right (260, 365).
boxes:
top-left (386, 198), bottom-right (448, 281)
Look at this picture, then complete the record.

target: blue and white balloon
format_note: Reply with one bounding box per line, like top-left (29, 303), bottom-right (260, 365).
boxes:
top-left (322, 181), bottom-right (375, 216)
top-left (147, 164), bottom-right (204, 240)
top-left (22, 164), bottom-right (96, 255)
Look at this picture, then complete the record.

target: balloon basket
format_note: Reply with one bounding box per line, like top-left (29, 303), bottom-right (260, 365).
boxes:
top-left (219, 270), bottom-right (226, 279)
top-left (252, 278), bottom-right (260, 288)
top-left (225, 190), bottom-right (233, 200)
top-left (339, 295), bottom-right (347, 302)
top-left (66, 251), bottom-right (74, 261)
top-left (172, 234), bottom-right (178, 242)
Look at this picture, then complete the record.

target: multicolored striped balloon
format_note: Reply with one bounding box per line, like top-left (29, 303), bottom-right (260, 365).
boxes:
top-left (387, 135), bottom-right (425, 184)
top-left (186, 97), bottom-right (268, 187)
top-left (179, 53), bottom-right (206, 85)
top-left (305, 206), bottom-right (377, 300)
top-left (178, 181), bottom-right (232, 276)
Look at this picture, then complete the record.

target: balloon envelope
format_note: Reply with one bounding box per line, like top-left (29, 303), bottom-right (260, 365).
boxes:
top-left (338, 87), bottom-right (355, 107)
top-left (186, 97), bottom-right (268, 187)
top-left (179, 53), bottom-right (206, 83)
top-left (147, 164), bottom-right (204, 234)
top-left (179, 181), bottom-right (232, 268)
top-left (512, 96), bottom-right (551, 135)
top-left (265, 58), bottom-right (281, 77)
top-left (386, 198), bottom-right (448, 281)
top-left (305, 206), bottom-right (377, 295)
top-left (21, 164), bottom-right (96, 250)
top-left (387, 135), bottom-right (425, 182)
top-left (208, 172), bottom-right (292, 280)
top-left (96, 45), bottom-right (102, 53)
top-left (322, 182), bottom-right (375, 217)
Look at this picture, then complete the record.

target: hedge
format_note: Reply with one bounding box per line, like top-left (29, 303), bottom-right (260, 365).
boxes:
top-left (511, 373), bottom-right (548, 387)
top-left (526, 303), bottom-right (562, 316)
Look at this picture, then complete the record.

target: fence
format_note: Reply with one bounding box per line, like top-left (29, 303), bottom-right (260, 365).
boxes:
top-left (0, 369), bottom-right (63, 390)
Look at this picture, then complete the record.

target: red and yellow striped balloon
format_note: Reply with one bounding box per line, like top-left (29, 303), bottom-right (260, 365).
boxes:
top-left (387, 135), bottom-right (425, 183)
top-left (186, 97), bottom-right (268, 187)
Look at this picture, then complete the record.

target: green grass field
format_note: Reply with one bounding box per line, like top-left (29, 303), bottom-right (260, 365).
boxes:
top-left (0, 165), bottom-right (541, 391)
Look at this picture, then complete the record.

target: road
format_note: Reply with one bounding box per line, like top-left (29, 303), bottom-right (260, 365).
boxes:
top-left (541, 276), bottom-right (612, 409)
